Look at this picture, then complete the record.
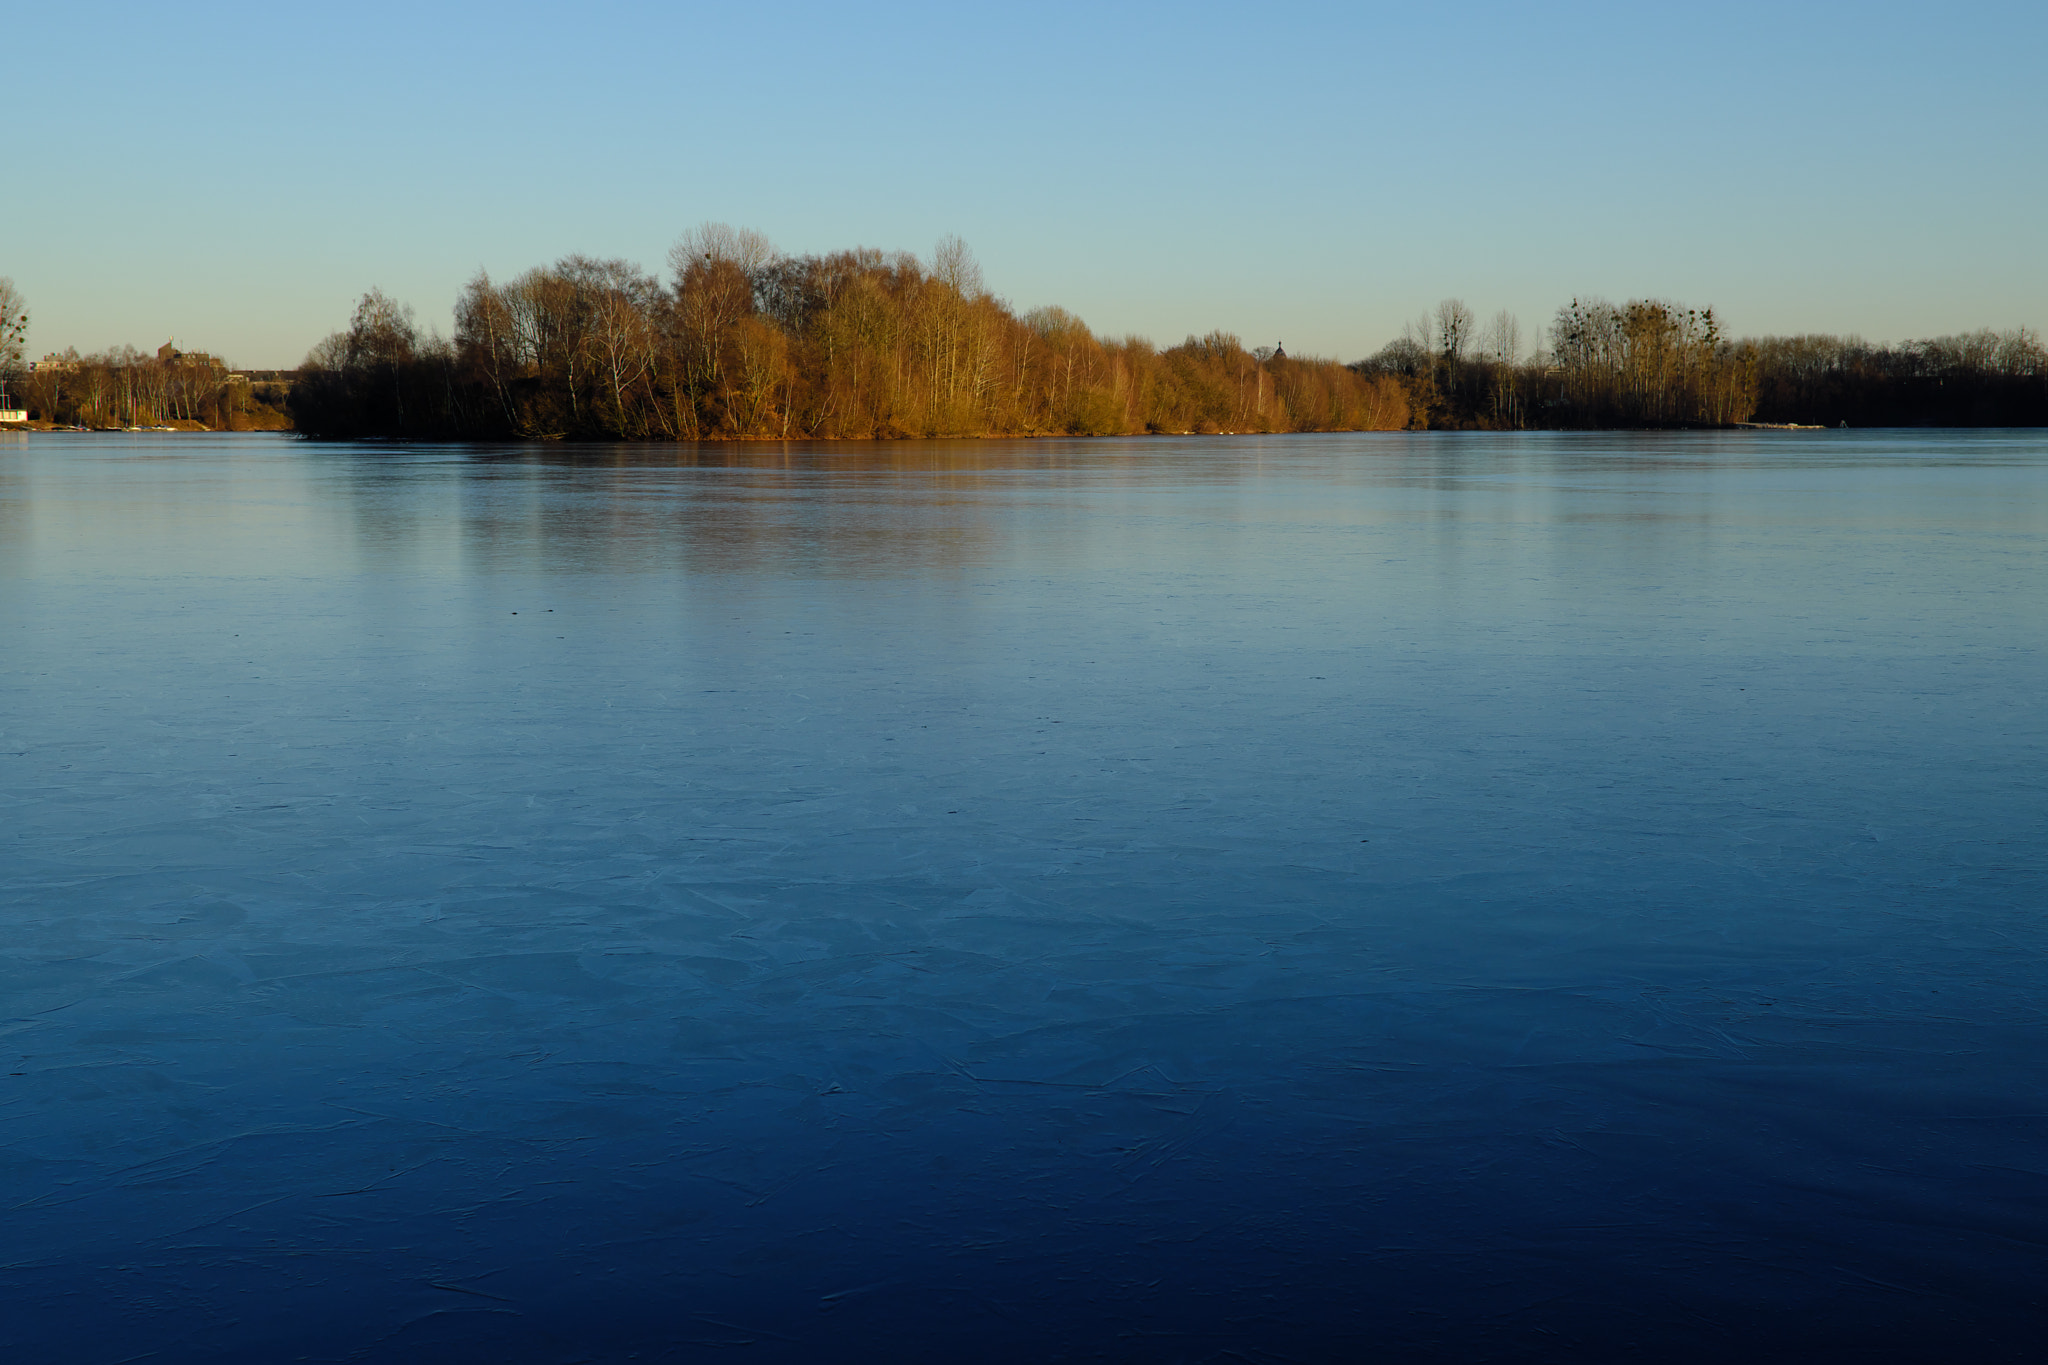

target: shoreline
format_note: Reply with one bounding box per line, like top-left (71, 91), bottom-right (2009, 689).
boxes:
top-left (5, 422), bottom-right (1871, 440)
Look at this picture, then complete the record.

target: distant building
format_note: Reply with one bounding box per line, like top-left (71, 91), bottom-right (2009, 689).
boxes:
top-left (158, 339), bottom-right (226, 370)
top-left (28, 353), bottom-right (75, 374)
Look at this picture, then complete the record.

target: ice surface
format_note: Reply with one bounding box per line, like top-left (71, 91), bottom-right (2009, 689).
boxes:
top-left (2, 431), bottom-right (2044, 1361)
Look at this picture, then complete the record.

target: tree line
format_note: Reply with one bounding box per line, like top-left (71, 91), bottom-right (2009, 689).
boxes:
top-left (297, 227), bottom-right (2045, 440)
top-left (1743, 330), bottom-right (2047, 426)
top-left (1359, 295), bottom-right (2046, 429)
top-left (7, 346), bottom-right (291, 430)
top-left (0, 278), bottom-right (293, 430)
top-left (290, 228), bottom-right (1411, 440)
top-left (16, 252), bottom-right (2037, 437)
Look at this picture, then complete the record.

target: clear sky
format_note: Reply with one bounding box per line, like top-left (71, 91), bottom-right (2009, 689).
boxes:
top-left (8, 0), bottom-right (2044, 367)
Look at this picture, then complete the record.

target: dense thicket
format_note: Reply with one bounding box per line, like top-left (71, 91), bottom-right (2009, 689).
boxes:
top-left (291, 230), bottom-right (1409, 440)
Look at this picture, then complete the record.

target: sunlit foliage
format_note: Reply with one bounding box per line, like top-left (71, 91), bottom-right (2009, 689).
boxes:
top-left (10, 345), bottom-right (289, 430)
top-left (292, 245), bottom-right (2048, 439)
top-left (292, 229), bottom-right (1410, 440)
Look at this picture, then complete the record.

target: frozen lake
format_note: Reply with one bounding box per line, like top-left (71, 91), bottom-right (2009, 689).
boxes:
top-left (3, 430), bottom-right (2044, 1362)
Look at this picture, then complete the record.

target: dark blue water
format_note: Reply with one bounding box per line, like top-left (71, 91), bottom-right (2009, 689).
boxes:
top-left (2, 430), bottom-right (2044, 1362)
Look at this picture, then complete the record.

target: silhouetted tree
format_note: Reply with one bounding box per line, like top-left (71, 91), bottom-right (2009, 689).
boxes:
top-left (0, 278), bottom-right (27, 389)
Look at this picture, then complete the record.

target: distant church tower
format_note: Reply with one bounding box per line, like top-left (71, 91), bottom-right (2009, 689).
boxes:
top-left (1271, 341), bottom-right (1286, 360)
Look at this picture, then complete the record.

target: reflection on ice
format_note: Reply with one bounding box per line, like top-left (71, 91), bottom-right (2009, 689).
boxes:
top-left (2, 431), bottom-right (2045, 1361)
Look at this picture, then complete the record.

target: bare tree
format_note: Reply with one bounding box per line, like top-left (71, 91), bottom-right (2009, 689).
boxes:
top-left (1482, 311), bottom-right (1523, 427)
top-left (0, 278), bottom-right (27, 376)
top-left (562, 256), bottom-right (660, 436)
top-left (1435, 298), bottom-right (1473, 366)
top-left (344, 289), bottom-right (419, 368)
top-left (341, 289), bottom-right (421, 429)
top-left (668, 222), bottom-right (775, 278)
top-left (929, 235), bottom-right (984, 298)
top-left (668, 223), bottom-right (777, 423)
top-left (917, 236), bottom-right (992, 427)
top-left (1483, 310), bottom-right (1521, 364)
top-left (455, 270), bottom-right (522, 429)
top-left (1402, 311), bottom-right (1437, 359)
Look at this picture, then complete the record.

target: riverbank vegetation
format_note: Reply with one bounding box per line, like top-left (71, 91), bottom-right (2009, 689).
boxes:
top-left (1742, 330), bottom-right (2048, 427)
top-left (7, 347), bottom-right (292, 430)
top-left (293, 229), bottom-right (2045, 439)
top-left (290, 230), bottom-right (1410, 440)
top-left (1355, 297), bottom-right (2046, 430)
top-left (0, 278), bottom-right (293, 430)
top-left (16, 243), bottom-right (2040, 438)
top-left (1361, 297), bottom-right (1756, 428)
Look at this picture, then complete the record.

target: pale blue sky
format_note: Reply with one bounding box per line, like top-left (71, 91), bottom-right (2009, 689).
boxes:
top-left (9, 0), bottom-right (2044, 367)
